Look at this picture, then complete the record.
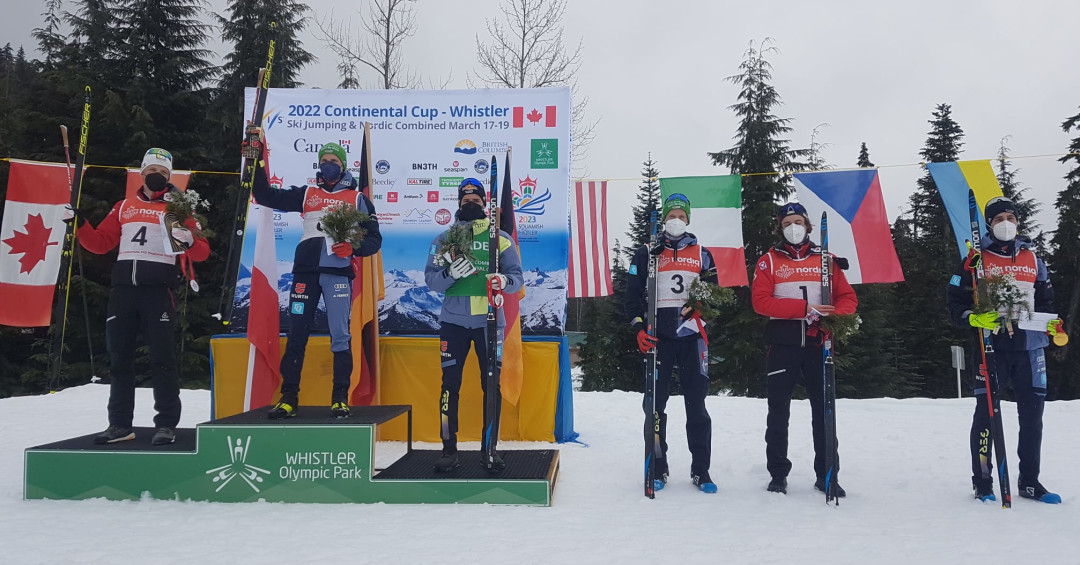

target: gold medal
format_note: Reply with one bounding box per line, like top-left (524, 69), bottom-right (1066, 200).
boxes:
top-left (1053, 332), bottom-right (1068, 347)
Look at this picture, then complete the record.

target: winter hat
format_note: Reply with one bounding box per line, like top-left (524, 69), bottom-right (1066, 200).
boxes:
top-left (458, 177), bottom-right (486, 205)
top-left (777, 202), bottom-right (810, 223)
top-left (140, 148), bottom-right (173, 176)
top-left (318, 142), bottom-right (348, 166)
top-left (984, 196), bottom-right (1018, 224)
top-left (662, 193), bottom-right (691, 223)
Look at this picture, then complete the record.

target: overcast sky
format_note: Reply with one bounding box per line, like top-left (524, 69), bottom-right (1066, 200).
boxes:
top-left (4, 0), bottom-right (1078, 241)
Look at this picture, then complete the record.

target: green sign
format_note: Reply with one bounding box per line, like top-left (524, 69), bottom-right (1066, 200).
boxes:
top-left (25, 421), bottom-right (554, 506)
top-left (530, 139), bottom-right (558, 169)
top-left (440, 176), bottom-right (465, 188)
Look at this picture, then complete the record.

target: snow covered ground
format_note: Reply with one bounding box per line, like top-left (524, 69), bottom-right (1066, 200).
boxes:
top-left (4, 386), bottom-right (1079, 564)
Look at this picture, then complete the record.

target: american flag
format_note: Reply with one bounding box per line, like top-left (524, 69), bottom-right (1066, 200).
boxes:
top-left (568, 181), bottom-right (613, 298)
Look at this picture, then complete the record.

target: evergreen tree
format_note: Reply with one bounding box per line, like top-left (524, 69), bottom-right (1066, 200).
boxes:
top-left (217, 0), bottom-right (315, 117)
top-left (579, 241), bottom-right (640, 392)
top-left (708, 40), bottom-right (808, 264)
top-left (893, 103), bottom-right (969, 398)
top-left (994, 137), bottom-right (1041, 233)
top-left (705, 40), bottom-right (808, 396)
top-left (625, 154), bottom-right (661, 257)
top-left (857, 141), bottom-right (874, 168)
top-left (1046, 109), bottom-right (1080, 399)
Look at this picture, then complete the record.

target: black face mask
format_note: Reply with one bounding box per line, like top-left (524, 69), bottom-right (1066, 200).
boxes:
top-left (145, 173), bottom-right (169, 192)
top-left (457, 202), bottom-right (486, 221)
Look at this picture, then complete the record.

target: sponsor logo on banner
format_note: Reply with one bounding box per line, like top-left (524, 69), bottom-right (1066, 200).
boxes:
top-left (514, 176), bottom-right (552, 215)
top-left (412, 163), bottom-right (437, 171)
top-left (440, 177), bottom-right (465, 188)
top-left (480, 140), bottom-right (510, 153)
top-left (294, 138), bottom-right (351, 155)
top-left (373, 194), bottom-right (384, 200)
top-left (530, 139), bottom-right (558, 169)
top-left (374, 178), bottom-right (396, 187)
top-left (401, 208), bottom-right (433, 225)
top-left (443, 160), bottom-right (467, 173)
top-left (474, 159), bottom-right (489, 175)
top-left (408, 178), bottom-right (433, 186)
top-left (403, 194), bottom-right (422, 200)
top-left (387, 192), bottom-right (398, 203)
top-left (427, 191), bottom-right (440, 203)
top-left (376, 160), bottom-right (390, 174)
top-left (453, 139), bottom-right (477, 154)
top-left (435, 209), bottom-right (452, 225)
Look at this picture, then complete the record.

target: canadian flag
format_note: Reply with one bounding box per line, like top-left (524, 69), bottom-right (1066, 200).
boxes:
top-left (512, 106), bottom-right (557, 128)
top-left (0, 160), bottom-right (71, 327)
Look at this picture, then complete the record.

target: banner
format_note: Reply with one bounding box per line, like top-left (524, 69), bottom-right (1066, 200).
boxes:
top-left (0, 160), bottom-right (70, 327)
top-left (658, 175), bottom-right (748, 287)
top-left (229, 87), bottom-right (572, 334)
top-left (925, 160), bottom-right (1004, 258)
top-left (793, 169), bottom-right (904, 284)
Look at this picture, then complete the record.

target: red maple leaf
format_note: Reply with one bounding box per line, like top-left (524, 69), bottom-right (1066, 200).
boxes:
top-left (3, 213), bottom-right (58, 274)
top-left (527, 108), bottom-right (543, 124)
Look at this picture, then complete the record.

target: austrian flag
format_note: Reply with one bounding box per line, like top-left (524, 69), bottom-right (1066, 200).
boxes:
top-left (0, 160), bottom-right (72, 327)
top-left (512, 106), bottom-right (557, 128)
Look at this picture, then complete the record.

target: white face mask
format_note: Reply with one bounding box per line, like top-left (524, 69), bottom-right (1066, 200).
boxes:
top-left (664, 218), bottom-right (687, 237)
top-left (992, 220), bottom-right (1017, 242)
top-left (783, 223), bottom-right (807, 245)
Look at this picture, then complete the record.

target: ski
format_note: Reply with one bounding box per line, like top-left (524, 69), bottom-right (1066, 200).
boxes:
top-left (643, 211), bottom-right (662, 498)
top-left (218, 21), bottom-right (278, 326)
top-left (48, 86), bottom-right (91, 393)
top-left (482, 154), bottom-right (503, 471)
top-left (820, 211), bottom-right (839, 505)
top-left (966, 189), bottom-right (1012, 508)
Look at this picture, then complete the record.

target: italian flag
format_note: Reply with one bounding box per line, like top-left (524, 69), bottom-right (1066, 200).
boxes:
top-left (659, 175), bottom-right (747, 287)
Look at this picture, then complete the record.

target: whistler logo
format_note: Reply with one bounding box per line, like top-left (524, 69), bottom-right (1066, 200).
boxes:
top-left (205, 436), bottom-right (272, 493)
top-left (474, 159), bottom-right (489, 174)
top-left (514, 176), bottom-right (552, 215)
top-left (375, 160), bottom-right (390, 174)
top-left (530, 138), bottom-right (558, 169)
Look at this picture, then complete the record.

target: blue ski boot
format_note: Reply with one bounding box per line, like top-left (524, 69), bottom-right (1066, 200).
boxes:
top-left (1018, 478), bottom-right (1061, 504)
top-left (692, 472), bottom-right (717, 494)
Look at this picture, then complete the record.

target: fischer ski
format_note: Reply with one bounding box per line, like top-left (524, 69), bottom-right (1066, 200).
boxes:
top-left (48, 86), bottom-right (91, 393)
top-left (643, 211), bottom-right (663, 498)
top-left (481, 154), bottom-right (504, 472)
top-left (820, 211), bottom-right (839, 505)
top-left (966, 189), bottom-right (1012, 508)
top-left (218, 21), bottom-right (278, 326)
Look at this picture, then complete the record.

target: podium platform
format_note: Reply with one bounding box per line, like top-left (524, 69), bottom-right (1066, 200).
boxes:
top-left (24, 406), bottom-right (559, 506)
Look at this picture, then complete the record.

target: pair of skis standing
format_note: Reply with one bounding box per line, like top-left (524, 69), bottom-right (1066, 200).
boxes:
top-left (641, 210), bottom-right (840, 504)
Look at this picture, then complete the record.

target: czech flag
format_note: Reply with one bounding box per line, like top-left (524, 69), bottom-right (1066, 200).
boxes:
top-left (793, 169), bottom-right (903, 284)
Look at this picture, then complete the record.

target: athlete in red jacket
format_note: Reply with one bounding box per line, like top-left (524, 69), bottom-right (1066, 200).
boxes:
top-left (752, 202), bottom-right (856, 496)
top-left (72, 148), bottom-right (209, 446)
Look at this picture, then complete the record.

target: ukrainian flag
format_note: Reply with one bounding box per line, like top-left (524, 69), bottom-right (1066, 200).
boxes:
top-left (925, 160), bottom-right (1004, 257)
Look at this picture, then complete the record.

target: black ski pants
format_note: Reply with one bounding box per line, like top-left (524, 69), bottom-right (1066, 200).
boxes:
top-left (971, 347), bottom-right (1046, 483)
top-left (280, 272), bottom-right (353, 398)
top-left (643, 336), bottom-right (712, 477)
top-left (438, 322), bottom-right (501, 454)
top-left (105, 285), bottom-right (181, 429)
top-left (765, 343), bottom-right (836, 480)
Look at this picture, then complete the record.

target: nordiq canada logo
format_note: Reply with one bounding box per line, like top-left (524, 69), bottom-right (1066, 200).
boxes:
top-left (205, 435), bottom-right (272, 493)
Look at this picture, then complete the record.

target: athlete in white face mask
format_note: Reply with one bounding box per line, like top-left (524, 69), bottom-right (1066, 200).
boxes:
top-left (751, 202), bottom-right (858, 497)
top-left (946, 196), bottom-right (1064, 504)
top-left (625, 193), bottom-right (720, 493)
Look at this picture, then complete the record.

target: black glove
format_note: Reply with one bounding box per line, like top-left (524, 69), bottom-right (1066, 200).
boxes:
top-left (834, 257), bottom-right (849, 270)
top-left (62, 205), bottom-right (86, 227)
